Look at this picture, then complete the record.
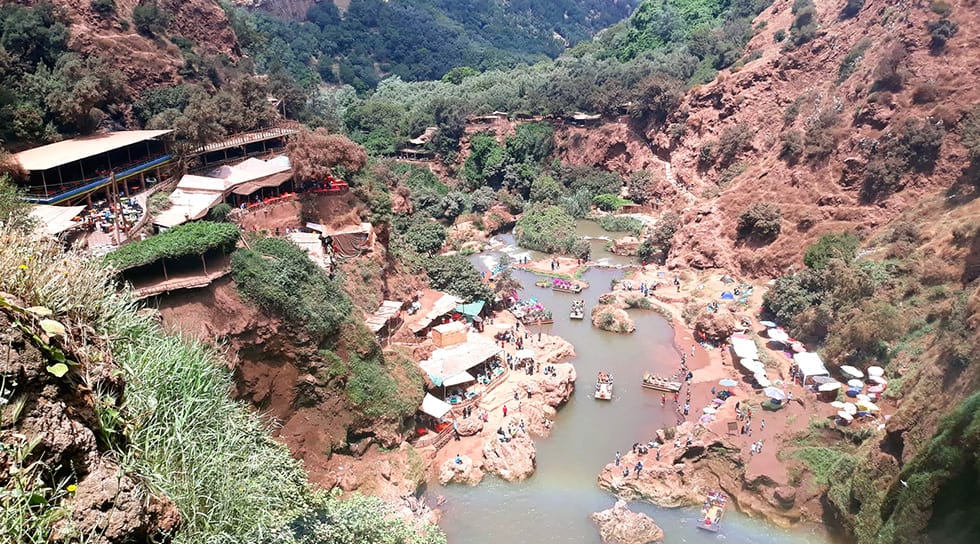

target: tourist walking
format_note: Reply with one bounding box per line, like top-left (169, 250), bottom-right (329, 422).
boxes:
top-left (615, 451), bottom-right (621, 466)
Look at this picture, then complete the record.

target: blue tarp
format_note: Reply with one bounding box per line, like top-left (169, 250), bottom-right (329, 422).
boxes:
top-left (720, 292), bottom-right (735, 300)
top-left (455, 300), bottom-right (485, 318)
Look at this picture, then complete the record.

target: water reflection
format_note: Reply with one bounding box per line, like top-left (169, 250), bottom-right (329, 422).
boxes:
top-left (426, 241), bottom-right (830, 544)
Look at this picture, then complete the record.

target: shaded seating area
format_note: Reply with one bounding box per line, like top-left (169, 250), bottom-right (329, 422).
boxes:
top-left (11, 130), bottom-right (174, 205)
top-left (104, 221), bottom-right (240, 299)
top-left (419, 334), bottom-right (505, 408)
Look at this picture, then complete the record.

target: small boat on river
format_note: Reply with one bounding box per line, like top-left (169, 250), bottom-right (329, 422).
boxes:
top-left (696, 491), bottom-right (727, 532)
top-left (641, 373), bottom-right (682, 393)
top-left (570, 300), bottom-right (585, 320)
top-left (535, 279), bottom-right (550, 288)
top-left (552, 279), bottom-right (584, 293)
top-left (595, 372), bottom-right (613, 400)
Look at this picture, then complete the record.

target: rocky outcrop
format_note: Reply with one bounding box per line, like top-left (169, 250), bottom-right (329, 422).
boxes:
top-left (482, 431), bottom-right (536, 481)
top-left (524, 364), bottom-right (577, 410)
top-left (592, 305), bottom-right (636, 334)
top-left (612, 236), bottom-right (640, 256)
top-left (692, 310), bottom-right (738, 343)
top-left (438, 454), bottom-right (484, 486)
top-left (456, 415), bottom-right (484, 437)
top-left (591, 500), bottom-right (664, 544)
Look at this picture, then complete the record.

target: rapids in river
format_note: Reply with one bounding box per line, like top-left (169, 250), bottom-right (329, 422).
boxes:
top-left (425, 231), bottom-right (831, 543)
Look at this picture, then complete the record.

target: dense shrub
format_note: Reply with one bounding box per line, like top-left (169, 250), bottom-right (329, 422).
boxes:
top-left (803, 232), bottom-right (859, 269)
top-left (780, 130), bottom-right (805, 164)
top-left (716, 123), bottom-right (753, 166)
top-left (837, 39), bottom-right (871, 83)
top-left (626, 170), bottom-right (660, 203)
top-left (230, 237), bottom-right (353, 341)
top-left (90, 0), bottom-right (115, 15)
top-left (514, 203), bottom-right (576, 253)
top-left (912, 83), bottom-right (941, 104)
top-left (133, 0), bottom-right (170, 36)
top-left (505, 122), bottom-right (554, 164)
top-left (862, 118), bottom-right (945, 200)
top-left (789, 0), bottom-right (819, 46)
top-left (737, 203), bottom-right (782, 240)
top-left (106, 221), bottom-right (240, 270)
top-left (961, 105), bottom-right (980, 161)
top-left (773, 29), bottom-right (786, 42)
top-left (424, 254), bottom-right (494, 303)
top-left (556, 164), bottom-right (622, 198)
top-left (206, 203), bottom-right (233, 222)
top-left (403, 220), bottom-right (447, 254)
top-left (637, 211), bottom-right (679, 264)
top-left (928, 17), bottom-right (959, 51)
top-left (804, 108), bottom-right (841, 160)
top-left (469, 186), bottom-right (496, 212)
top-left (528, 175), bottom-right (564, 204)
top-left (592, 193), bottom-right (634, 211)
top-left (840, 0), bottom-right (865, 19)
top-left (872, 43), bottom-right (907, 92)
top-left (343, 351), bottom-right (424, 420)
top-left (598, 215), bottom-right (643, 236)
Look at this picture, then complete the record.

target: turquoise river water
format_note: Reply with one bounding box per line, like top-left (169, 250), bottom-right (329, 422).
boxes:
top-left (424, 232), bottom-right (833, 544)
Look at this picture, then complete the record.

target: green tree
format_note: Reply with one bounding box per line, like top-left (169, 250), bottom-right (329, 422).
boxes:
top-left (462, 134), bottom-right (507, 188)
top-left (804, 232), bottom-right (859, 270)
top-left (0, 174), bottom-right (36, 232)
top-left (425, 254), bottom-right (493, 303)
top-left (737, 203), bottom-right (782, 240)
top-left (514, 203), bottom-right (576, 254)
top-left (403, 220), bottom-right (446, 255)
top-left (528, 175), bottom-right (563, 204)
top-left (132, 0), bottom-right (170, 36)
top-left (441, 65), bottom-right (479, 84)
top-left (505, 122), bottom-right (554, 164)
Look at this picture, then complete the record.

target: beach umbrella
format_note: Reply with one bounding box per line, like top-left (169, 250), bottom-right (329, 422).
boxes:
top-left (856, 393), bottom-right (872, 402)
top-left (767, 328), bottom-right (790, 343)
top-left (847, 379), bottom-right (865, 389)
top-left (837, 410), bottom-right (854, 421)
top-left (740, 358), bottom-right (765, 373)
top-left (867, 366), bottom-right (885, 377)
top-left (755, 375), bottom-right (772, 387)
top-left (719, 378), bottom-right (739, 387)
top-left (843, 403), bottom-right (858, 415)
top-left (830, 401), bottom-right (847, 409)
top-left (868, 384), bottom-right (886, 394)
top-left (763, 387), bottom-right (787, 400)
top-left (857, 400), bottom-right (879, 412)
top-left (840, 365), bottom-right (864, 378)
top-left (703, 406), bottom-right (718, 414)
top-left (759, 320), bottom-right (777, 328)
top-left (812, 375), bottom-right (837, 385)
top-left (818, 382), bottom-right (842, 392)
top-left (869, 375), bottom-right (887, 385)
top-left (790, 341), bottom-right (806, 353)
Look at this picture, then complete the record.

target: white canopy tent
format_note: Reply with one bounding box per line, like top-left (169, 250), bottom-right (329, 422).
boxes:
top-left (793, 352), bottom-right (831, 384)
top-left (419, 393), bottom-right (452, 419)
top-left (30, 204), bottom-right (85, 236)
top-left (442, 370), bottom-right (476, 387)
top-left (730, 334), bottom-right (759, 361)
top-left (419, 334), bottom-right (502, 385)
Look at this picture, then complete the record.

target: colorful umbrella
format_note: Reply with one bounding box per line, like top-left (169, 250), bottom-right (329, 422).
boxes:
top-left (837, 411), bottom-right (854, 421)
top-left (847, 379), bottom-right (864, 389)
top-left (840, 365), bottom-right (864, 378)
top-left (857, 400), bottom-right (879, 412)
top-left (843, 403), bottom-right (857, 415)
top-left (857, 393), bottom-right (872, 402)
top-left (867, 366), bottom-right (885, 377)
top-left (719, 378), bottom-right (739, 387)
top-left (764, 387), bottom-right (787, 400)
top-left (869, 376), bottom-right (887, 385)
top-left (759, 320), bottom-right (777, 328)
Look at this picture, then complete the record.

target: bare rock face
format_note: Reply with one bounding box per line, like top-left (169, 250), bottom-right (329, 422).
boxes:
top-left (612, 236), bottom-right (641, 256)
top-left (482, 431), bottom-right (536, 481)
top-left (524, 364), bottom-right (577, 409)
top-left (592, 305), bottom-right (636, 334)
top-left (591, 500), bottom-right (665, 544)
top-left (438, 454), bottom-right (484, 486)
top-left (692, 310), bottom-right (738, 343)
top-left (456, 415), bottom-right (484, 437)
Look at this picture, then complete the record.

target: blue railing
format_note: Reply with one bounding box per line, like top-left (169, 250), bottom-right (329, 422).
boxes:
top-left (24, 155), bottom-right (173, 205)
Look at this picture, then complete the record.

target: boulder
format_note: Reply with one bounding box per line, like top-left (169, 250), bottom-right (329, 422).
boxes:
top-left (590, 500), bottom-right (664, 544)
top-left (773, 486), bottom-right (797, 509)
top-left (692, 311), bottom-right (737, 343)
top-left (482, 431), bottom-right (536, 481)
top-left (612, 236), bottom-right (640, 256)
top-left (456, 416), bottom-right (484, 437)
top-left (591, 305), bottom-right (636, 334)
top-left (438, 454), bottom-right (484, 486)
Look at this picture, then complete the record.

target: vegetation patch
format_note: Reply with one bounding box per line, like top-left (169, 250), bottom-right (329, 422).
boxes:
top-left (105, 221), bottom-right (240, 271)
top-left (598, 215), bottom-right (643, 236)
top-left (230, 237), bottom-right (352, 341)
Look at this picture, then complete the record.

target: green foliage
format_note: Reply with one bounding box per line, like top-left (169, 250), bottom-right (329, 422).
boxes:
top-left (558, 165), bottom-right (622, 198)
top-left (626, 170), bottom-right (660, 203)
top-left (515, 203), bottom-right (577, 254)
top-left (804, 108), bottom-right (841, 161)
top-left (872, 43), bottom-right (907, 92)
top-left (424, 254), bottom-right (493, 303)
top-left (792, 447), bottom-right (856, 485)
top-left (0, 175), bottom-right (37, 232)
top-left (287, 489), bottom-right (446, 544)
top-left (773, 29), bottom-right (786, 42)
top-left (89, 0), bottom-right (115, 15)
top-left (441, 66), bottom-right (479, 85)
top-left (105, 221), bottom-right (240, 271)
top-left (840, 0), bottom-right (865, 19)
top-left (506, 122), bottom-right (554, 164)
top-left (779, 130), bottom-right (805, 164)
top-left (928, 17), bottom-right (959, 52)
top-left (877, 392), bottom-right (980, 543)
top-left (462, 134), bottom-right (507, 188)
top-left (715, 123), bottom-right (753, 166)
top-left (132, 0), bottom-right (170, 37)
top-left (803, 233), bottom-right (859, 270)
top-left (207, 203), bottom-right (233, 222)
top-left (403, 220), bottom-right (446, 255)
top-left (961, 105), bottom-right (980, 161)
top-left (837, 39), bottom-right (871, 83)
top-left (592, 194), bottom-right (634, 212)
top-left (737, 203), bottom-right (782, 240)
top-left (862, 118), bottom-right (945, 201)
top-left (528, 175), bottom-right (564, 205)
top-left (344, 351), bottom-right (424, 420)
top-left (638, 211), bottom-right (680, 263)
top-left (598, 215), bottom-right (643, 237)
top-left (789, 0), bottom-right (818, 47)
top-left (231, 237), bottom-right (352, 341)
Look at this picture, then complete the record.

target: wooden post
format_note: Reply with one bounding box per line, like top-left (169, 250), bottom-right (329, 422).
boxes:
top-left (201, 253), bottom-right (208, 276)
top-left (162, 259), bottom-right (169, 280)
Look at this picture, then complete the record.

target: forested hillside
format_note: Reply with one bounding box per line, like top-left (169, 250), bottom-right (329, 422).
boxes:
top-left (224, 0), bottom-right (637, 91)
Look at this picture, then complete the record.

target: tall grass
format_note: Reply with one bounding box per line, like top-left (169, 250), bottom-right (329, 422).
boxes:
top-left (0, 226), bottom-right (445, 543)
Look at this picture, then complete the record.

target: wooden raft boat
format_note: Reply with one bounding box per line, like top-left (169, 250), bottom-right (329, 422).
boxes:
top-left (552, 283), bottom-right (583, 293)
top-left (595, 372), bottom-right (613, 400)
top-left (570, 300), bottom-right (585, 320)
top-left (696, 491), bottom-right (727, 532)
top-left (641, 373), bottom-right (682, 393)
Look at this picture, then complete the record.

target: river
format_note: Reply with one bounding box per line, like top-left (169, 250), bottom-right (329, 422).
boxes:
top-left (425, 229), bottom-right (832, 544)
